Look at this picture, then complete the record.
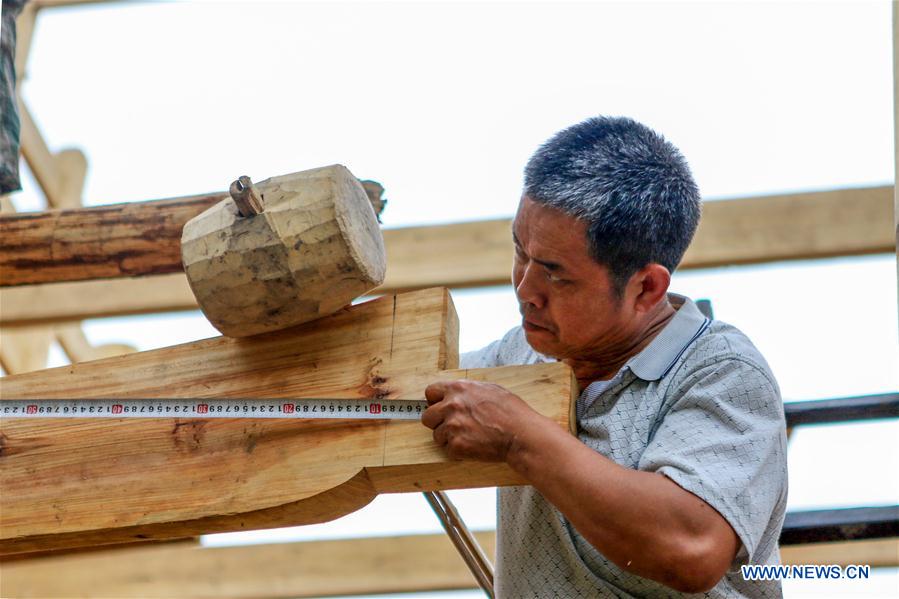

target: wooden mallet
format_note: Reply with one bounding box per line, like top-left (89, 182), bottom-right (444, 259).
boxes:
top-left (181, 164), bottom-right (386, 337)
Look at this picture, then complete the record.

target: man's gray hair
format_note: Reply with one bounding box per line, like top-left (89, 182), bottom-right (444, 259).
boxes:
top-left (524, 116), bottom-right (701, 296)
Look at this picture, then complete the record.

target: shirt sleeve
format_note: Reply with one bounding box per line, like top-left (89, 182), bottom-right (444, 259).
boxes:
top-left (637, 357), bottom-right (788, 569)
top-left (460, 338), bottom-right (504, 369)
top-left (460, 326), bottom-right (539, 369)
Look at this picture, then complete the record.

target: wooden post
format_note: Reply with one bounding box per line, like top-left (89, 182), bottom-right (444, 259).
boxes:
top-left (0, 288), bottom-right (575, 556)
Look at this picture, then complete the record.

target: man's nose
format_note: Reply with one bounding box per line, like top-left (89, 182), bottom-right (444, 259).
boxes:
top-left (514, 262), bottom-right (545, 310)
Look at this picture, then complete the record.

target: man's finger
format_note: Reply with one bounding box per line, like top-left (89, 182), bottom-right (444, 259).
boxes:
top-left (425, 381), bottom-right (449, 405)
top-left (432, 422), bottom-right (449, 447)
top-left (421, 402), bottom-right (446, 430)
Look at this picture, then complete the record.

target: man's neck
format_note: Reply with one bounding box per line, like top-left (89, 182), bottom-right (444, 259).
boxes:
top-left (563, 298), bottom-right (678, 392)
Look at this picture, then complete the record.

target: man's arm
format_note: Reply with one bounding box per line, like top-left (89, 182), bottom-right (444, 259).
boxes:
top-left (422, 380), bottom-right (740, 593)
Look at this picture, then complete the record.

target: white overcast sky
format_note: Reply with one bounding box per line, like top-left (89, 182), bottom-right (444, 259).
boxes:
top-left (7, 1), bottom-right (899, 597)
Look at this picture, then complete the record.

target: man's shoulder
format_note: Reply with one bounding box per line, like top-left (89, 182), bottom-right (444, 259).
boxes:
top-left (691, 319), bottom-right (775, 375)
top-left (460, 326), bottom-right (553, 369)
top-left (668, 318), bottom-right (781, 401)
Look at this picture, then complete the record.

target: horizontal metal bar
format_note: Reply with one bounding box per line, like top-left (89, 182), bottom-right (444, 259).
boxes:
top-left (785, 393), bottom-right (899, 428)
top-left (780, 505), bottom-right (899, 545)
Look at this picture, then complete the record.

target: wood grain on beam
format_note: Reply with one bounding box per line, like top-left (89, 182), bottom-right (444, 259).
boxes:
top-left (0, 186), bottom-right (892, 325)
top-left (3, 532), bottom-right (895, 598)
top-left (0, 288), bottom-right (574, 555)
top-left (686, 186), bottom-right (892, 268)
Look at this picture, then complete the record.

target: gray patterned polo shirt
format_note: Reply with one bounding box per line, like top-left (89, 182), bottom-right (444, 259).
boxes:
top-left (461, 294), bottom-right (788, 598)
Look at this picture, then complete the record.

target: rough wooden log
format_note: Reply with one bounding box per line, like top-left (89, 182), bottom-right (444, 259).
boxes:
top-left (0, 170), bottom-right (389, 288)
top-left (0, 288), bottom-right (575, 555)
top-left (0, 191), bottom-right (221, 285)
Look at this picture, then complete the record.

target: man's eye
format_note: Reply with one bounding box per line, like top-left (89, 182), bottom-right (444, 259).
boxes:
top-left (544, 270), bottom-right (565, 283)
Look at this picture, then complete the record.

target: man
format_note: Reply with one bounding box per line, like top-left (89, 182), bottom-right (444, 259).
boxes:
top-left (421, 116), bottom-right (788, 597)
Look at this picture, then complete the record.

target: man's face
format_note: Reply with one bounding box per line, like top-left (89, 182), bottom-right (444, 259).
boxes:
top-left (512, 196), bottom-right (634, 360)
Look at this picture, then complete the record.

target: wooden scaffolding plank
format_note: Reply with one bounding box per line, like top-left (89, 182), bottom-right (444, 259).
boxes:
top-left (0, 185), bottom-right (892, 326)
top-left (3, 532), bottom-right (895, 598)
top-left (0, 288), bottom-right (574, 555)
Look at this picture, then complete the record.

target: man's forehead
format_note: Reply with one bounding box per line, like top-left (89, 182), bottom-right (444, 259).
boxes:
top-left (512, 199), bottom-right (593, 266)
top-left (513, 198), bottom-right (585, 239)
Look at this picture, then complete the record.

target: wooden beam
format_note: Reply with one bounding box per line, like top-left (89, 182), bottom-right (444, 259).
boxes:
top-left (385, 186), bottom-right (893, 289)
top-left (0, 186), bottom-right (892, 325)
top-left (0, 531), bottom-right (498, 598)
top-left (0, 537), bottom-right (199, 563)
top-left (0, 272), bottom-right (198, 326)
top-left (3, 531), bottom-right (895, 599)
top-left (16, 102), bottom-right (89, 211)
top-left (0, 287), bottom-right (575, 555)
top-left (13, 3), bottom-right (38, 84)
top-left (685, 186), bottom-right (892, 267)
top-left (0, 327), bottom-right (51, 374)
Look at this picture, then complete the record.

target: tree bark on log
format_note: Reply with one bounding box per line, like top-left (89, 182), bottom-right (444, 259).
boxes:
top-left (0, 177), bottom-right (386, 287)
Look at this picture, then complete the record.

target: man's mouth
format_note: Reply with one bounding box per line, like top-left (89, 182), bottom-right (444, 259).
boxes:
top-left (522, 318), bottom-right (551, 332)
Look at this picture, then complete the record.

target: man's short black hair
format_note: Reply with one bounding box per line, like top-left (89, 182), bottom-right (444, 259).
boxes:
top-left (524, 116), bottom-right (701, 296)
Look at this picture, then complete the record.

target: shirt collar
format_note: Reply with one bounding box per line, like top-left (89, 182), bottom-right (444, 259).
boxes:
top-left (626, 293), bottom-right (711, 381)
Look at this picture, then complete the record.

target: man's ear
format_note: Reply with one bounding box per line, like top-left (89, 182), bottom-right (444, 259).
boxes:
top-left (628, 263), bottom-right (671, 313)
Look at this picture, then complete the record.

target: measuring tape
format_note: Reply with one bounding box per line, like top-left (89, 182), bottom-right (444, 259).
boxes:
top-left (0, 398), bottom-right (429, 420)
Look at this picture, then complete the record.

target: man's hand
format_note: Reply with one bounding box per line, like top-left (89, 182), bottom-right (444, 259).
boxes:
top-left (421, 380), bottom-right (541, 461)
